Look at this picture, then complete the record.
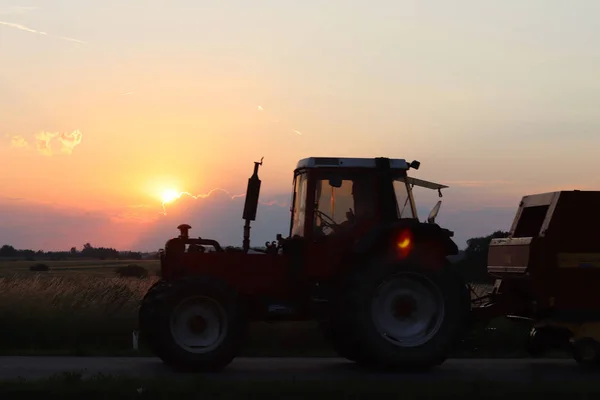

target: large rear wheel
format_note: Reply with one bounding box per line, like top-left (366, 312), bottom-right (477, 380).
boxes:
top-left (138, 276), bottom-right (247, 372)
top-left (334, 259), bottom-right (470, 371)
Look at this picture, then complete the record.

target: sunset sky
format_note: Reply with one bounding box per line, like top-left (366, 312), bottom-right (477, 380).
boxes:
top-left (1, 0), bottom-right (599, 251)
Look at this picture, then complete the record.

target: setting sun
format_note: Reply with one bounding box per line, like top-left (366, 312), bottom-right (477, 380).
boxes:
top-left (161, 189), bottom-right (180, 204)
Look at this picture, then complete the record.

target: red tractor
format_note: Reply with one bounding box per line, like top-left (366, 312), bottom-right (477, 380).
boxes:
top-left (138, 157), bottom-right (472, 372)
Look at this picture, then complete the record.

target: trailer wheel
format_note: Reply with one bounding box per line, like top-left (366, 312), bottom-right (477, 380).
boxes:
top-left (336, 259), bottom-right (469, 371)
top-left (138, 276), bottom-right (247, 372)
top-left (571, 338), bottom-right (600, 369)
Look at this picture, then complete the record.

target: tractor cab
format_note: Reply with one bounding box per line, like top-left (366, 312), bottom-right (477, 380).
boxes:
top-left (273, 157), bottom-right (456, 280)
top-left (287, 157), bottom-right (448, 241)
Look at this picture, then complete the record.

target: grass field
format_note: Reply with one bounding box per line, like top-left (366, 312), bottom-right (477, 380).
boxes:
top-left (0, 258), bottom-right (161, 278)
top-left (0, 259), bottom-right (539, 358)
top-left (2, 374), bottom-right (599, 399)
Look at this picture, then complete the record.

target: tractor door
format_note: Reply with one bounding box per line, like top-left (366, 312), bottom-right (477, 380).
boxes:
top-left (304, 170), bottom-right (379, 279)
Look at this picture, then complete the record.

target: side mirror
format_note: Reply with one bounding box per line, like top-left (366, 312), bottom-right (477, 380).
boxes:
top-left (427, 200), bottom-right (442, 224)
top-left (409, 160), bottom-right (420, 170)
top-left (328, 177), bottom-right (343, 188)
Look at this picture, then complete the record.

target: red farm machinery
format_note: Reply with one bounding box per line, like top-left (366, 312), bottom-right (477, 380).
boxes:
top-left (138, 157), bottom-right (600, 372)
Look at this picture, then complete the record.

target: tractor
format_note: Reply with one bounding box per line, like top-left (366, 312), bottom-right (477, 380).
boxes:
top-left (138, 156), bottom-right (472, 372)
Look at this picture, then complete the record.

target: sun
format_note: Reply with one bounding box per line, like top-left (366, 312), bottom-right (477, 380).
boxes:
top-left (161, 189), bottom-right (180, 204)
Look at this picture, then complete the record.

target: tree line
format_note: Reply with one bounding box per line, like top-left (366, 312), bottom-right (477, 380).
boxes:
top-left (453, 230), bottom-right (511, 283)
top-left (0, 243), bottom-right (147, 261)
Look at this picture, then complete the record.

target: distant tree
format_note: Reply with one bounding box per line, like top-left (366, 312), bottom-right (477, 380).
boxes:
top-left (70, 247), bottom-right (77, 256)
top-left (0, 245), bottom-right (17, 257)
top-left (456, 230), bottom-right (510, 283)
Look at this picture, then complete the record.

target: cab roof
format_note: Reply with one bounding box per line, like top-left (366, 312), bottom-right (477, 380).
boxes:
top-left (295, 157), bottom-right (409, 170)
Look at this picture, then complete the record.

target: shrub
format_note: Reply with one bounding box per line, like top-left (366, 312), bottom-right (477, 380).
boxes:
top-left (115, 264), bottom-right (148, 278)
top-left (29, 263), bottom-right (49, 272)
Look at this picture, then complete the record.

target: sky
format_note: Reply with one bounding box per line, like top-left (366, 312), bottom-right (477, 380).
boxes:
top-left (1, 0), bottom-right (599, 251)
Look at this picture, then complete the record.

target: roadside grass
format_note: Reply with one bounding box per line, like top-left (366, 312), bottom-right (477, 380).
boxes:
top-left (0, 273), bottom-right (547, 358)
top-left (1, 373), bottom-right (599, 399)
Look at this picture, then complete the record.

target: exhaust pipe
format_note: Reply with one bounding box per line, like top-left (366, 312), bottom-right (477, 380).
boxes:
top-left (242, 157), bottom-right (263, 252)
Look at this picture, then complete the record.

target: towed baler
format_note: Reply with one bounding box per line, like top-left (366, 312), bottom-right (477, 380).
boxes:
top-left (472, 190), bottom-right (600, 366)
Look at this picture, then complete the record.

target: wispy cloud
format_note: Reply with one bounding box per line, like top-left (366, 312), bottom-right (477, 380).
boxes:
top-left (256, 105), bottom-right (306, 137)
top-left (10, 135), bottom-right (28, 148)
top-left (55, 35), bottom-right (86, 44)
top-left (5, 130), bottom-right (83, 155)
top-left (35, 130), bottom-right (83, 155)
top-left (0, 21), bottom-right (85, 44)
top-left (0, 6), bottom-right (39, 15)
top-left (0, 21), bottom-right (46, 35)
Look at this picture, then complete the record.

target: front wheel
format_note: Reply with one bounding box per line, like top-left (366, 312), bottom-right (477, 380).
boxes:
top-left (138, 276), bottom-right (247, 372)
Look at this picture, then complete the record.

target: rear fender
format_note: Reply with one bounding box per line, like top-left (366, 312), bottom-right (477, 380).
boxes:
top-left (351, 221), bottom-right (458, 268)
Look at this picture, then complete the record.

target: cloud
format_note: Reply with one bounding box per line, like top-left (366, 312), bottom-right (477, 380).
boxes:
top-left (0, 199), bottom-right (141, 251)
top-left (132, 191), bottom-right (292, 251)
top-left (0, 21), bottom-right (85, 44)
top-left (0, 20), bottom-right (46, 34)
top-left (0, 187), bottom-right (517, 252)
top-left (10, 135), bottom-right (28, 148)
top-left (160, 188), bottom-right (286, 215)
top-left (56, 130), bottom-right (83, 154)
top-left (0, 6), bottom-right (39, 16)
top-left (5, 130), bottom-right (83, 155)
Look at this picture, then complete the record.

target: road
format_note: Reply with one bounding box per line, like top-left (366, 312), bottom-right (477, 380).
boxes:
top-left (1, 357), bottom-right (600, 382)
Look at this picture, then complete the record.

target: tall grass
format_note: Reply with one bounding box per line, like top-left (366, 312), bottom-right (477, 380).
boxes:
top-left (0, 274), bottom-right (533, 357)
top-left (0, 275), bottom-right (157, 352)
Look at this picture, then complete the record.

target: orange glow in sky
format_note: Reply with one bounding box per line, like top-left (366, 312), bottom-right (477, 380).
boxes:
top-left (161, 189), bottom-right (180, 205)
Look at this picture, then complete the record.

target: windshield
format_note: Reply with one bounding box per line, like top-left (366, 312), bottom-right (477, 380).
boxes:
top-left (290, 173), bottom-right (307, 237)
top-left (394, 178), bottom-right (416, 218)
top-left (314, 174), bottom-right (376, 235)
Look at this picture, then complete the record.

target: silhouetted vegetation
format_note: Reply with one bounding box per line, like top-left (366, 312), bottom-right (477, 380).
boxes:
top-left (0, 243), bottom-right (153, 261)
top-left (29, 263), bottom-right (50, 272)
top-left (115, 264), bottom-right (148, 278)
top-left (453, 230), bottom-right (511, 283)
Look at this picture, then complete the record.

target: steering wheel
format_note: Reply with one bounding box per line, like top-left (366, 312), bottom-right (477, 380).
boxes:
top-left (314, 209), bottom-right (341, 234)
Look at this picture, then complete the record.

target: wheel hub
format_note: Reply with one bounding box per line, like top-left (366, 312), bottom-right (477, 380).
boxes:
top-left (371, 273), bottom-right (445, 348)
top-left (188, 315), bottom-right (208, 334)
top-left (169, 295), bottom-right (228, 354)
top-left (392, 295), bottom-right (416, 318)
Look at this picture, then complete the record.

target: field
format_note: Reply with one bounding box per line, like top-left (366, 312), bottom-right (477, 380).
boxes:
top-left (0, 258), bottom-right (537, 358)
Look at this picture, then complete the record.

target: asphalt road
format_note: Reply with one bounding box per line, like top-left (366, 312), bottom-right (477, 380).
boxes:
top-left (1, 357), bottom-right (600, 382)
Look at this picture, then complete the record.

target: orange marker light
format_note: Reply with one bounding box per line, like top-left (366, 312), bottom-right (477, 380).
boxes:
top-left (396, 229), bottom-right (413, 258)
top-left (397, 237), bottom-right (411, 249)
